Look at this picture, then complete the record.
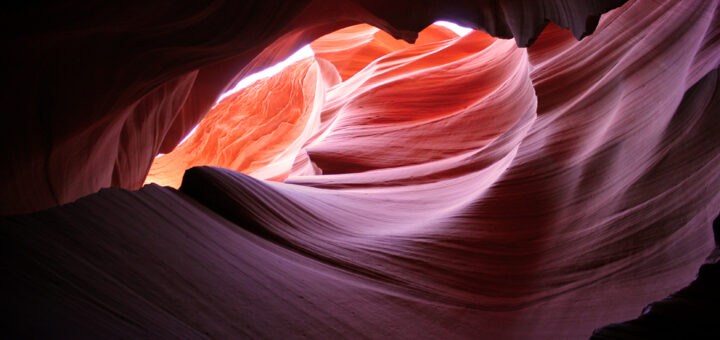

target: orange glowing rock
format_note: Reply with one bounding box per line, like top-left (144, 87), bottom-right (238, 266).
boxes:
top-left (0, 0), bottom-right (630, 215)
top-left (311, 24), bottom-right (458, 81)
top-left (146, 23), bottom-right (463, 188)
top-left (145, 58), bottom-right (340, 187)
top-left (303, 30), bottom-right (531, 176)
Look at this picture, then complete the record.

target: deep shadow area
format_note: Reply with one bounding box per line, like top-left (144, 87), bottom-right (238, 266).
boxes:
top-left (591, 214), bottom-right (720, 339)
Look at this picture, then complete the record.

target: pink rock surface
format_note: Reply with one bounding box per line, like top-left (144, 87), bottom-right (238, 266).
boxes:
top-left (1, 0), bottom-right (628, 215)
top-left (3, 0), bottom-right (720, 339)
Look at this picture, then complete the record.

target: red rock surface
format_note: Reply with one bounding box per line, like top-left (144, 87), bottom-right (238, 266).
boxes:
top-left (3, 0), bottom-right (720, 339)
top-left (145, 58), bottom-right (340, 187)
top-left (1, 0), bottom-right (627, 215)
top-left (311, 24), bottom-right (458, 80)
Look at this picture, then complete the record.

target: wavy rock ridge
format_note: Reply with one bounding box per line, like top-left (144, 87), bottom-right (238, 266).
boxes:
top-left (2, 0), bottom-right (720, 339)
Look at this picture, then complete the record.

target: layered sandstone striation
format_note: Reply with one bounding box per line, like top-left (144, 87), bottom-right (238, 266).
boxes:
top-left (2, 0), bottom-right (720, 339)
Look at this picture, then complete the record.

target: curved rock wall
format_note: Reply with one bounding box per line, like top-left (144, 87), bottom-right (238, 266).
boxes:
top-left (1, 0), bottom-right (627, 215)
top-left (3, 0), bottom-right (720, 338)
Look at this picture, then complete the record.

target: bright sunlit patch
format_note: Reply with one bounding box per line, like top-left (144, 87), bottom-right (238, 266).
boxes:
top-left (155, 44), bottom-right (316, 157)
top-left (160, 23), bottom-right (472, 157)
top-left (155, 124), bottom-right (200, 158)
top-left (218, 45), bottom-right (315, 102)
top-left (434, 21), bottom-right (474, 37)
top-left (177, 124), bottom-right (199, 146)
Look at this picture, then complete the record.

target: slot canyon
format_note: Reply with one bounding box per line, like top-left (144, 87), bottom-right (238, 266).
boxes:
top-left (2, 0), bottom-right (720, 338)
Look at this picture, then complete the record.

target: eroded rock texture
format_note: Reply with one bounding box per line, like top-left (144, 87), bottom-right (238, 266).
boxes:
top-left (2, 0), bottom-right (720, 339)
top-left (1, 0), bottom-right (628, 215)
top-left (145, 58), bottom-right (340, 186)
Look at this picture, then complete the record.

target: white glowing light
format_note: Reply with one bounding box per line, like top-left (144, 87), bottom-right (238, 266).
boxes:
top-left (434, 21), bottom-right (474, 37)
top-left (218, 45), bottom-right (315, 102)
top-left (164, 23), bottom-right (472, 156)
top-left (154, 120), bottom-right (199, 158)
top-left (178, 124), bottom-right (199, 146)
top-left (157, 45), bottom-right (316, 156)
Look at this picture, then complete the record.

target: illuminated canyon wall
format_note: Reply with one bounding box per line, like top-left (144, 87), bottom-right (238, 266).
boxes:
top-left (2, 0), bottom-right (720, 339)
